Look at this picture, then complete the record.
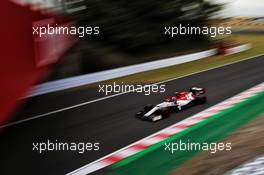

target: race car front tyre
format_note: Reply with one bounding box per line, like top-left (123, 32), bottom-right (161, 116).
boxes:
top-left (155, 108), bottom-right (170, 118)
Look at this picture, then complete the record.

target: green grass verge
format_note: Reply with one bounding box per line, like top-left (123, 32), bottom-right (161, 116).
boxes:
top-left (109, 91), bottom-right (264, 175)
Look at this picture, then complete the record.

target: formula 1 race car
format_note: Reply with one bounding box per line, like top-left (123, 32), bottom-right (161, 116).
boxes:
top-left (136, 87), bottom-right (207, 122)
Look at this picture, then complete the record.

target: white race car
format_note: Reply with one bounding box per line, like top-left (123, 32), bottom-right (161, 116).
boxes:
top-left (136, 87), bottom-right (207, 122)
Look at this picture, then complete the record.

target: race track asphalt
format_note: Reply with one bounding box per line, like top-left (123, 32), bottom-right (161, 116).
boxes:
top-left (0, 55), bottom-right (263, 175)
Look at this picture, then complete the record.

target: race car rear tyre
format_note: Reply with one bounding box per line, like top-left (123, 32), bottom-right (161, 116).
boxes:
top-left (196, 96), bottom-right (207, 104)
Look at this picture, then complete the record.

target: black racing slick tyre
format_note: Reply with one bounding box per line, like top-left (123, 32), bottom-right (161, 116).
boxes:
top-left (196, 96), bottom-right (207, 104)
top-left (155, 108), bottom-right (170, 118)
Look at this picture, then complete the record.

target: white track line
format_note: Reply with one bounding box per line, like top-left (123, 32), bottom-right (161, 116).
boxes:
top-left (0, 53), bottom-right (263, 129)
top-left (67, 82), bottom-right (264, 175)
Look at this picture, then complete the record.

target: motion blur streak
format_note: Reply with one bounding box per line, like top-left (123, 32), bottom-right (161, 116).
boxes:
top-left (0, 55), bottom-right (263, 175)
top-left (0, 0), bottom-right (76, 126)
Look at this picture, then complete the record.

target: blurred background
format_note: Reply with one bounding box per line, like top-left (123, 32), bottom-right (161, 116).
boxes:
top-left (1, 0), bottom-right (264, 133)
top-left (49, 0), bottom-right (222, 80)
top-left (0, 0), bottom-right (264, 175)
top-left (0, 1), bottom-right (264, 175)
top-left (45, 0), bottom-right (263, 80)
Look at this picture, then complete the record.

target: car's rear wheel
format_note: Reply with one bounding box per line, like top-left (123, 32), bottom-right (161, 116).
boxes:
top-left (196, 96), bottom-right (207, 104)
